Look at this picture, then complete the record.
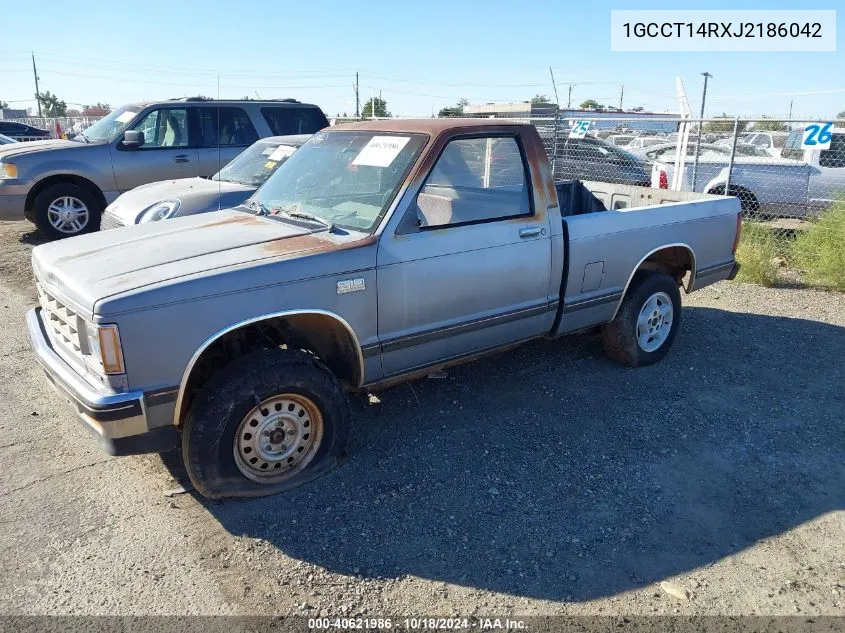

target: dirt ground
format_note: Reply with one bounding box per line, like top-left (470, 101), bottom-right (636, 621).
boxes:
top-left (0, 219), bottom-right (843, 617)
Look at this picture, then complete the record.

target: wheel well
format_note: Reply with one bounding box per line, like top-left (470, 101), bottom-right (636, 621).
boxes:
top-left (175, 313), bottom-right (362, 426)
top-left (25, 175), bottom-right (107, 214)
top-left (708, 184), bottom-right (759, 212)
top-left (637, 245), bottom-right (696, 292)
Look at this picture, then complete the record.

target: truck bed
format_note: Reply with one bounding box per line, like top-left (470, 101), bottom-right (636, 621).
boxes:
top-left (556, 179), bottom-right (724, 216)
top-left (552, 180), bottom-right (740, 335)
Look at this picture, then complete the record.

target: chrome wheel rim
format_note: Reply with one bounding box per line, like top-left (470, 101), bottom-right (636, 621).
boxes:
top-left (47, 196), bottom-right (89, 234)
top-left (233, 393), bottom-right (324, 484)
top-left (636, 291), bottom-right (673, 352)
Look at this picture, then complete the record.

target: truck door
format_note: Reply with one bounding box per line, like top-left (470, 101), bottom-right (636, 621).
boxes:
top-left (376, 134), bottom-right (554, 377)
top-left (111, 107), bottom-right (199, 191)
top-left (808, 132), bottom-right (845, 214)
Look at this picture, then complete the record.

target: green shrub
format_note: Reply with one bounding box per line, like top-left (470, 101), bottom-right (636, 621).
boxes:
top-left (793, 202), bottom-right (845, 291)
top-left (734, 222), bottom-right (783, 286)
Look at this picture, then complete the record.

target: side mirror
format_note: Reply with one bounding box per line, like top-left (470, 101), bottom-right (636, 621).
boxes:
top-left (122, 130), bottom-right (145, 148)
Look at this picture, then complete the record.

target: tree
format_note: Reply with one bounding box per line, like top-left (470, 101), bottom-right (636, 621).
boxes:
top-left (754, 116), bottom-right (787, 132)
top-left (531, 94), bottom-right (551, 105)
top-left (362, 96), bottom-right (390, 118)
top-left (0, 100), bottom-right (8, 110)
top-left (579, 99), bottom-right (603, 110)
top-left (36, 91), bottom-right (67, 117)
top-left (838, 110), bottom-right (845, 120)
top-left (438, 97), bottom-right (469, 118)
top-left (703, 113), bottom-right (749, 134)
top-left (631, 106), bottom-right (644, 112)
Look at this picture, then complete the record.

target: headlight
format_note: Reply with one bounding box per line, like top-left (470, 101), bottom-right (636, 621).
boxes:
top-left (85, 323), bottom-right (125, 375)
top-left (137, 199), bottom-right (180, 223)
top-left (0, 163), bottom-right (18, 179)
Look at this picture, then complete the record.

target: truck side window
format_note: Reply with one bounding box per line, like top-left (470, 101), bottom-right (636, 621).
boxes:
top-left (819, 134), bottom-right (845, 169)
top-left (417, 136), bottom-right (530, 228)
top-left (781, 131), bottom-right (805, 160)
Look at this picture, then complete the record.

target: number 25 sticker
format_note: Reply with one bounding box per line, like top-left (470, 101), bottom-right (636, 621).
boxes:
top-left (803, 122), bottom-right (833, 149)
top-left (569, 121), bottom-right (591, 139)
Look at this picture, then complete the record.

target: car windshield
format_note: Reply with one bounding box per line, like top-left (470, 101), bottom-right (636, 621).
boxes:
top-left (214, 139), bottom-right (302, 187)
top-left (247, 131), bottom-right (427, 232)
top-left (73, 106), bottom-right (141, 143)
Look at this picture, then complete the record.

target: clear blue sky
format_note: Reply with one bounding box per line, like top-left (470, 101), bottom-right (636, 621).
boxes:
top-left (1, 0), bottom-right (842, 119)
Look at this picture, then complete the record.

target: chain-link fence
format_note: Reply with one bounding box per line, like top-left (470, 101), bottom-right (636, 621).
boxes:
top-left (442, 114), bottom-right (844, 287)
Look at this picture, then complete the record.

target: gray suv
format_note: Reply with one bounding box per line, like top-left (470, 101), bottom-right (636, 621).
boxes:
top-left (0, 98), bottom-right (328, 239)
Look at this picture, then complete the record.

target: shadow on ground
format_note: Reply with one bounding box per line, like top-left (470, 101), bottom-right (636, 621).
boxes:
top-left (163, 307), bottom-right (845, 601)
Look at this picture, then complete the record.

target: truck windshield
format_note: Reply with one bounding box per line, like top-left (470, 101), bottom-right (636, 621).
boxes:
top-left (214, 139), bottom-right (302, 187)
top-left (73, 106), bottom-right (140, 143)
top-left (248, 131), bottom-right (427, 232)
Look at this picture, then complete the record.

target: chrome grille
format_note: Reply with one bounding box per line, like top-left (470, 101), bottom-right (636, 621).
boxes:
top-left (100, 211), bottom-right (126, 231)
top-left (37, 283), bottom-right (85, 361)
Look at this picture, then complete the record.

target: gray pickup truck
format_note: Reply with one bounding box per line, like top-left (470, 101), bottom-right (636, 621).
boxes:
top-left (27, 119), bottom-right (741, 499)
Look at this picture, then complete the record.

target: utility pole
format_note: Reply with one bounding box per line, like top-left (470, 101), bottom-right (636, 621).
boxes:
top-left (691, 72), bottom-right (712, 191)
top-left (788, 99), bottom-right (793, 121)
top-left (567, 84), bottom-right (573, 109)
top-left (32, 52), bottom-right (42, 117)
top-left (619, 83), bottom-right (624, 111)
top-left (354, 72), bottom-right (360, 119)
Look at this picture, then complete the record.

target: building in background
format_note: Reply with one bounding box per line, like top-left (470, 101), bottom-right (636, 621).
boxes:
top-left (0, 108), bottom-right (28, 120)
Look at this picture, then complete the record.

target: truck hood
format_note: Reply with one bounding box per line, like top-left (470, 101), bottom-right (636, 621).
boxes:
top-left (106, 177), bottom-right (254, 224)
top-left (32, 209), bottom-right (337, 314)
top-left (0, 138), bottom-right (88, 159)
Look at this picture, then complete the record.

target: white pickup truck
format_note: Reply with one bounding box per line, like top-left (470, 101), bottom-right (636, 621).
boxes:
top-left (652, 128), bottom-right (845, 218)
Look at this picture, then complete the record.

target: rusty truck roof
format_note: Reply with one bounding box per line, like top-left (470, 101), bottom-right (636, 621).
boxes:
top-left (329, 118), bottom-right (528, 135)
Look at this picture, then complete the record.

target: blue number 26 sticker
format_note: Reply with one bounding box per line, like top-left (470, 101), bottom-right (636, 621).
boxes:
top-left (803, 122), bottom-right (833, 149)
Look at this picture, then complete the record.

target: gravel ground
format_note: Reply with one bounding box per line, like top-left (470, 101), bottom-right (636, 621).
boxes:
top-left (0, 219), bottom-right (843, 617)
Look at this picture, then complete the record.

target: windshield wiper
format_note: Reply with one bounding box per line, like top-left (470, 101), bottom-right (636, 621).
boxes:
top-left (242, 199), bottom-right (270, 215)
top-left (277, 209), bottom-right (335, 232)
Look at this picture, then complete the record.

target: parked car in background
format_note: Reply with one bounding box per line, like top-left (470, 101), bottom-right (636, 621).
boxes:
top-left (0, 98), bottom-right (329, 239)
top-left (629, 141), bottom-right (769, 162)
top-left (27, 118), bottom-right (741, 498)
top-left (0, 121), bottom-right (51, 141)
top-left (743, 131), bottom-right (789, 157)
top-left (552, 136), bottom-right (651, 186)
top-left (0, 134), bottom-right (18, 145)
top-left (652, 128), bottom-right (845, 217)
top-left (101, 135), bottom-right (310, 229)
top-left (625, 137), bottom-right (664, 150)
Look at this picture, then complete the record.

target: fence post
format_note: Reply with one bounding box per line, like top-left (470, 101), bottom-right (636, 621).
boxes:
top-left (550, 114), bottom-right (560, 177)
top-left (691, 119), bottom-right (704, 191)
top-left (725, 116), bottom-right (740, 197)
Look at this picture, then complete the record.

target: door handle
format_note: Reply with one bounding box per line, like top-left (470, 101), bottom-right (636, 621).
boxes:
top-left (519, 226), bottom-right (542, 238)
top-left (172, 154), bottom-right (191, 163)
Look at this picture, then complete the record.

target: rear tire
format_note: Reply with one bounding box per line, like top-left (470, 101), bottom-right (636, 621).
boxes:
top-left (182, 349), bottom-right (351, 499)
top-left (33, 183), bottom-right (102, 240)
top-left (601, 271), bottom-right (681, 367)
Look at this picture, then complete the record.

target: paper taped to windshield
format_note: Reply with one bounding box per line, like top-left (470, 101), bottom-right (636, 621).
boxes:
top-left (352, 136), bottom-right (411, 168)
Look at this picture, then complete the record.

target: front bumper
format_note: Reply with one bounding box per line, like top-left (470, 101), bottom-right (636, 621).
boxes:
top-left (27, 307), bottom-right (177, 456)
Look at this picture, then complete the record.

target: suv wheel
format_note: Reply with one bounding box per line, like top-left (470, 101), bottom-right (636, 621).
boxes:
top-left (33, 183), bottom-right (102, 239)
top-left (182, 349), bottom-right (351, 499)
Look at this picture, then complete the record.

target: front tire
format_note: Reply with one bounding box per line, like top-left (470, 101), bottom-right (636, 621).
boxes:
top-left (182, 349), bottom-right (351, 499)
top-left (33, 183), bottom-right (102, 239)
top-left (601, 271), bottom-right (681, 367)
